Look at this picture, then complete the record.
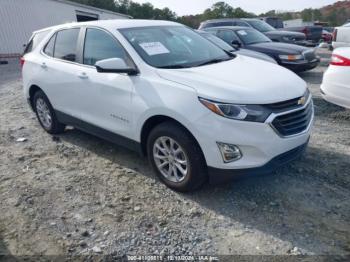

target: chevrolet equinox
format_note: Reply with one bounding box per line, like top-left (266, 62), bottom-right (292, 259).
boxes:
top-left (22, 20), bottom-right (314, 191)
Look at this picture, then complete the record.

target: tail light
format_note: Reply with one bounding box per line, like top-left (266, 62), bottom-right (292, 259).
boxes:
top-left (20, 57), bottom-right (25, 68)
top-left (302, 27), bottom-right (309, 36)
top-left (333, 29), bottom-right (337, 41)
top-left (330, 54), bottom-right (350, 66)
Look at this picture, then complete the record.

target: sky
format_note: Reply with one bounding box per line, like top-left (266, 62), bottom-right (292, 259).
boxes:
top-left (132, 0), bottom-right (338, 15)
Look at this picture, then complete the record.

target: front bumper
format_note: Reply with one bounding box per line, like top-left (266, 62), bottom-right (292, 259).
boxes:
top-left (192, 98), bottom-right (313, 173)
top-left (208, 139), bottom-right (309, 184)
top-left (281, 58), bottom-right (320, 72)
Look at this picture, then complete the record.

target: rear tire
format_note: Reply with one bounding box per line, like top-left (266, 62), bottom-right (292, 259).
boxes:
top-left (147, 121), bottom-right (207, 192)
top-left (33, 90), bottom-right (66, 134)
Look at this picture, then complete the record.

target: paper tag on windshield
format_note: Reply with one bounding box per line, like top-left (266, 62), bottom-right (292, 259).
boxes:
top-left (237, 30), bottom-right (247, 36)
top-left (139, 42), bottom-right (170, 56)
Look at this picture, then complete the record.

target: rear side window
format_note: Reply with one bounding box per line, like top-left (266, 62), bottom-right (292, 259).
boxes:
top-left (83, 28), bottom-right (129, 66)
top-left (54, 28), bottom-right (80, 62)
top-left (23, 30), bottom-right (50, 55)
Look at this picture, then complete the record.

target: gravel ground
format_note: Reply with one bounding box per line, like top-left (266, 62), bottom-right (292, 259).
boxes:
top-left (0, 49), bottom-right (349, 260)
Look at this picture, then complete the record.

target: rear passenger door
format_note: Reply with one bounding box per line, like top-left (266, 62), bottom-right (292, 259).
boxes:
top-left (41, 27), bottom-right (83, 119)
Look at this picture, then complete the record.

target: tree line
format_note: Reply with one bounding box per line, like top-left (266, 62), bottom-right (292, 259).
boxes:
top-left (70, 0), bottom-right (349, 27)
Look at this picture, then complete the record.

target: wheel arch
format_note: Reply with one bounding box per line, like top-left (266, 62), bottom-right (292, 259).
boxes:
top-left (140, 115), bottom-right (206, 164)
top-left (28, 84), bottom-right (43, 110)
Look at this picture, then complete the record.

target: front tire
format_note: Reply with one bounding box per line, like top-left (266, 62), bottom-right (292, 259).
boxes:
top-left (147, 121), bottom-right (207, 192)
top-left (33, 90), bottom-right (66, 134)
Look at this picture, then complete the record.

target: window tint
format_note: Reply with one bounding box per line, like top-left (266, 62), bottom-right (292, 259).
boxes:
top-left (217, 30), bottom-right (239, 44)
top-left (83, 28), bottom-right (128, 66)
top-left (44, 34), bottom-right (56, 57)
top-left (54, 29), bottom-right (80, 62)
top-left (23, 30), bottom-right (50, 55)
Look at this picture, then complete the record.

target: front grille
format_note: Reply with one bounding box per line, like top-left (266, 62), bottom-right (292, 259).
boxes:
top-left (265, 97), bottom-right (301, 111)
top-left (265, 90), bottom-right (310, 112)
top-left (271, 100), bottom-right (313, 137)
top-left (303, 50), bottom-right (316, 61)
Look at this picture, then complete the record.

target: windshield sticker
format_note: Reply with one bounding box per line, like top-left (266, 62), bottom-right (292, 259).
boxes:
top-left (237, 30), bottom-right (248, 36)
top-left (139, 42), bottom-right (170, 56)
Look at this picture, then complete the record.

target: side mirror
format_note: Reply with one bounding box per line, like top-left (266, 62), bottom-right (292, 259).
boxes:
top-left (231, 40), bottom-right (241, 48)
top-left (95, 58), bottom-right (138, 75)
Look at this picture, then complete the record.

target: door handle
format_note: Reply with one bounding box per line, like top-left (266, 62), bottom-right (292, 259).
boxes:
top-left (41, 62), bottom-right (48, 69)
top-left (78, 72), bottom-right (88, 79)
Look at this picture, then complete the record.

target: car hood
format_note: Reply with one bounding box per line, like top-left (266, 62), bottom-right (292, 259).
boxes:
top-left (266, 30), bottom-right (306, 38)
top-left (248, 42), bottom-right (308, 55)
top-left (235, 49), bottom-right (277, 64)
top-left (156, 55), bottom-right (306, 104)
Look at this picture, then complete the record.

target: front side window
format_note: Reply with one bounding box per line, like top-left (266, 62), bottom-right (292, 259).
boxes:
top-left (54, 28), bottom-right (80, 62)
top-left (235, 29), bottom-right (271, 45)
top-left (83, 28), bottom-right (129, 66)
top-left (217, 30), bottom-right (239, 44)
top-left (120, 26), bottom-right (232, 68)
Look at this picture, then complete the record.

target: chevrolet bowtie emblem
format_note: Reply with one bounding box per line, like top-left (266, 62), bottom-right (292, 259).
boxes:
top-left (298, 96), bottom-right (306, 105)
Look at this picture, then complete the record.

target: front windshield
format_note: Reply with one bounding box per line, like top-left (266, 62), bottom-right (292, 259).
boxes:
top-left (199, 32), bottom-right (234, 52)
top-left (246, 20), bottom-right (276, 32)
top-left (120, 26), bottom-right (232, 68)
top-left (235, 29), bottom-right (272, 45)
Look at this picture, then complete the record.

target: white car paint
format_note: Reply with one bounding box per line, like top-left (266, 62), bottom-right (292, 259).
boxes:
top-left (332, 24), bottom-right (350, 49)
top-left (321, 47), bottom-right (350, 109)
top-left (22, 20), bottom-right (313, 178)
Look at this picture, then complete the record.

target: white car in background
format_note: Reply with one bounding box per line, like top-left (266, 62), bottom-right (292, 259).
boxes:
top-left (332, 23), bottom-right (350, 49)
top-left (321, 47), bottom-right (350, 109)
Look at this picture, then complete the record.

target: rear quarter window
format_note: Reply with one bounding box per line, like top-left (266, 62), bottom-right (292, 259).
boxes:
top-left (23, 30), bottom-right (50, 55)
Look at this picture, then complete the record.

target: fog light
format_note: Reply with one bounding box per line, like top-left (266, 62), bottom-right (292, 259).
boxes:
top-left (217, 142), bottom-right (242, 163)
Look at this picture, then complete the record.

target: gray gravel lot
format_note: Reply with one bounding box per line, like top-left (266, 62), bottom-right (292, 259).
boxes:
top-left (0, 50), bottom-right (349, 260)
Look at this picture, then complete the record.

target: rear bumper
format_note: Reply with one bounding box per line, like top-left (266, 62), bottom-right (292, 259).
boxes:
top-left (321, 84), bottom-right (350, 109)
top-left (282, 58), bottom-right (320, 72)
top-left (208, 139), bottom-right (309, 184)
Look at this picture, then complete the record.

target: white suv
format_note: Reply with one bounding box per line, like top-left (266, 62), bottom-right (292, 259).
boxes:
top-left (22, 20), bottom-right (314, 191)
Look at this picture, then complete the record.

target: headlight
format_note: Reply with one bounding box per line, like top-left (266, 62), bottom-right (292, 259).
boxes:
top-left (279, 54), bottom-right (304, 61)
top-left (199, 98), bottom-right (271, 122)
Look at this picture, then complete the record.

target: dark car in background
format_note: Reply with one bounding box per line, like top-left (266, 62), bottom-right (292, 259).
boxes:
top-left (260, 17), bottom-right (284, 29)
top-left (260, 17), bottom-right (323, 45)
top-left (197, 30), bottom-right (277, 64)
top-left (199, 18), bottom-right (308, 46)
top-left (203, 26), bottom-right (320, 72)
top-left (282, 26), bottom-right (323, 44)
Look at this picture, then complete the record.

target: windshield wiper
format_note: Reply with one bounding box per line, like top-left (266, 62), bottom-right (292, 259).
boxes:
top-left (158, 64), bottom-right (189, 69)
top-left (196, 57), bottom-right (232, 67)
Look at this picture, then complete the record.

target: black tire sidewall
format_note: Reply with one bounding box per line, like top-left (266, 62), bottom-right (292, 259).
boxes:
top-left (147, 122), bottom-right (207, 192)
top-left (33, 91), bottom-right (65, 134)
